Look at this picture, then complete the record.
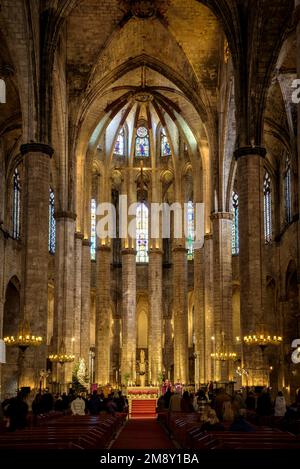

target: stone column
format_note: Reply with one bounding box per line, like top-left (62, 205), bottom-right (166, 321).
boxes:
top-left (234, 146), bottom-right (266, 385)
top-left (19, 143), bottom-right (53, 388)
top-left (73, 232), bottom-right (83, 359)
top-left (204, 235), bottom-right (214, 382)
top-left (121, 248), bottom-right (137, 385)
top-left (194, 247), bottom-right (205, 387)
top-left (81, 239), bottom-right (91, 368)
top-left (295, 0), bottom-right (300, 336)
top-left (148, 248), bottom-right (163, 385)
top-left (95, 245), bottom-right (111, 385)
top-left (211, 212), bottom-right (234, 383)
top-left (54, 211), bottom-right (76, 386)
top-left (173, 246), bottom-right (188, 384)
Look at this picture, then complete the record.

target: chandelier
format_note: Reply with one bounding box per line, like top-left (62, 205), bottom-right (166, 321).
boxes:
top-left (48, 339), bottom-right (75, 365)
top-left (4, 319), bottom-right (43, 353)
top-left (243, 334), bottom-right (283, 351)
top-left (210, 332), bottom-right (238, 361)
top-left (211, 352), bottom-right (237, 361)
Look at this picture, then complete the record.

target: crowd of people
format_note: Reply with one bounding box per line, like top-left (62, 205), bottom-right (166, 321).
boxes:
top-left (1, 384), bottom-right (300, 434)
top-left (157, 385), bottom-right (300, 433)
top-left (0, 388), bottom-right (129, 431)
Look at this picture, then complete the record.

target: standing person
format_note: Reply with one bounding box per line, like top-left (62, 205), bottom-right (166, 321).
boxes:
top-left (274, 391), bottom-right (287, 417)
top-left (71, 395), bottom-right (85, 416)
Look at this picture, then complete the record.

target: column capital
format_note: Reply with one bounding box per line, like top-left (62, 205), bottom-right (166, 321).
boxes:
top-left (149, 248), bottom-right (163, 255)
top-left (210, 212), bottom-right (233, 221)
top-left (121, 248), bottom-right (136, 256)
top-left (172, 246), bottom-right (188, 254)
top-left (75, 232), bottom-right (84, 240)
top-left (96, 244), bottom-right (111, 253)
top-left (82, 239), bottom-right (91, 247)
top-left (54, 211), bottom-right (77, 221)
top-left (234, 146), bottom-right (266, 160)
top-left (293, 4), bottom-right (300, 25)
top-left (20, 142), bottom-right (54, 157)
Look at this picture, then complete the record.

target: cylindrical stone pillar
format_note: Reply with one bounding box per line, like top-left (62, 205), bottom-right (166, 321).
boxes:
top-left (172, 246), bottom-right (188, 384)
top-left (194, 247), bottom-right (205, 387)
top-left (211, 212), bottom-right (234, 383)
top-left (121, 248), bottom-right (136, 385)
top-left (148, 249), bottom-right (163, 385)
top-left (204, 235), bottom-right (214, 382)
top-left (81, 239), bottom-right (91, 368)
top-left (95, 245), bottom-right (111, 385)
top-left (73, 232), bottom-right (83, 359)
top-left (54, 211), bottom-right (76, 387)
top-left (19, 143), bottom-right (53, 389)
top-left (235, 146), bottom-right (267, 386)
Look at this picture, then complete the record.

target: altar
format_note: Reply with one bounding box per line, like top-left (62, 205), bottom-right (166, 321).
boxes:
top-left (126, 387), bottom-right (159, 418)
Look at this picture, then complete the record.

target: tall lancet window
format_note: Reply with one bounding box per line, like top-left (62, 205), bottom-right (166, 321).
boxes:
top-left (160, 128), bottom-right (171, 157)
top-left (263, 172), bottom-right (272, 243)
top-left (12, 168), bottom-right (21, 239)
top-left (49, 188), bottom-right (56, 253)
top-left (186, 201), bottom-right (194, 260)
top-left (284, 155), bottom-right (292, 224)
top-left (231, 191), bottom-right (239, 255)
top-left (91, 198), bottom-right (96, 260)
top-left (135, 126), bottom-right (150, 157)
top-left (136, 202), bottom-right (149, 263)
top-left (114, 127), bottom-right (125, 156)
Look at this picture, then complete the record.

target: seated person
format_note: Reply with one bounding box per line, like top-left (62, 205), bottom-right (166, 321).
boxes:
top-left (181, 391), bottom-right (194, 413)
top-left (229, 411), bottom-right (255, 432)
top-left (201, 406), bottom-right (225, 432)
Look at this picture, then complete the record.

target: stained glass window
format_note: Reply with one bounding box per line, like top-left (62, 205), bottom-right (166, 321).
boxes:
top-left (12, 168), bottom-right (21, 239)
top-left (284, 156), bottom-right (292, 224)
top-left (91, 198), bottom-right (96, 260)
top-left (136, 202), bottom-right (149, 263)
top-left (114, 127), bottom-right (125, 156)
top-left (161, 128), bottom-right (171, 157)
top-left (263, 172), bottom-right (272, 243)
top-left (49, 188), bottom-right (56, 254)
top-left (186, 201), bottom-right (194, 260)
top-left (135, 126), bottom-right (150, 158)
top-left (231, 192), bottom-right (239, 255)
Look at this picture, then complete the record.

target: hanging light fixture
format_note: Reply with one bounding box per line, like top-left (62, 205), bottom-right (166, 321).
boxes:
top-left (48, 339), bottom-right (75, 365)
top-left (243, 333), bottom-right (282, 352)
top-left (210, 332), bottom-right (238, 361)
top-left (4, 319), bottom-right (43, 354)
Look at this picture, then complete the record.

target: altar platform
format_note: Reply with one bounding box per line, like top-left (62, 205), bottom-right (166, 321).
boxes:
top-left (126, 387), bottom-right (159, 419)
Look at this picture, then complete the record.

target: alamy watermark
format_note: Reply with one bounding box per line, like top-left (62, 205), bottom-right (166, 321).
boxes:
top-left (0, 79), bottom-right (6, 104)
top-left (292, 79), bottom-right (300, 104)
top-left (95, 196), bottom-right (204, 248)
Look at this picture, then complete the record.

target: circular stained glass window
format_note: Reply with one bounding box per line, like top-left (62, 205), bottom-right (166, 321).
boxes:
top-left (137, 126), bottom-right (148, 138)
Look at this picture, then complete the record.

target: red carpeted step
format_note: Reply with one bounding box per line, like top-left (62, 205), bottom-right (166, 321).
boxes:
top-left (131, 399), bottom-right (157, 418)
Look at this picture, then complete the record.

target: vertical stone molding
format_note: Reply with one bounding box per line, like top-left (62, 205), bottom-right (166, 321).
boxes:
top-left (172, 246), bottom-right (188, 384)
top-left (81, 239), bottom-right (91, 369)
top-left (148, 249), bottom-right (163, 385)
top-left (19, 143), bottom-right (53, 388)
top-left (121, 248), bottom-right (137, 385)
top-left (95, 245), bottom-right (111, 385)
top-left (235, 146), bottom-right (267, 385)
top-left (211, 212), bottom-right (234, 382)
